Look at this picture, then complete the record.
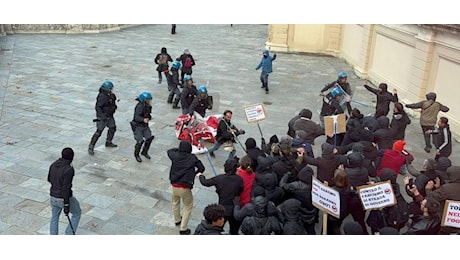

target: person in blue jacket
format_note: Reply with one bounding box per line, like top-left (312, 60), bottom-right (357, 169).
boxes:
top-left (256, 49), bottom-right (277, 94)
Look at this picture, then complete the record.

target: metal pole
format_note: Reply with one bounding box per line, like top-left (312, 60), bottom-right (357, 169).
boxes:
top-left (66, 214), bottom-right (75, 235)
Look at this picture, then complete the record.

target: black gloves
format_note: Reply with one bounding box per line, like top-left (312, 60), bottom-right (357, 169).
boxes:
top-left (233, 196), bottom-right (240, 206)
top-left (64, 204), bottom-right (70, 216)
top-left (237, 129), bottom-right (245, 135)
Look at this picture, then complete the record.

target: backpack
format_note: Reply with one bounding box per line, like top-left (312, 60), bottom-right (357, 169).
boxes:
top-left (159, 54), bottom-right (168, 65)
top-left (184, 56), bottom-right (192, 68)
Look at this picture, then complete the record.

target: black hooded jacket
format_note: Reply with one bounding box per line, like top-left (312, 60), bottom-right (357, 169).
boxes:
top-left (363, 83), bottom-right (398, 116)
top-left (304, 143), bottom-right (347, 184)
top-left (95, 88), bottom-right (117, 119)
top-left (48, 158), bottom-right (74, 205)
top-left (168, 141), bottom-right (205, 189)
top-left (194, 220), bottom-right (226, 235)
top-left (279, 198), bottom-right (307, 235)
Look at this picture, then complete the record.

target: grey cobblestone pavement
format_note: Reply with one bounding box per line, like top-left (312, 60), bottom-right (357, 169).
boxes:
top-left (0, 24), bottom-right (458, 235)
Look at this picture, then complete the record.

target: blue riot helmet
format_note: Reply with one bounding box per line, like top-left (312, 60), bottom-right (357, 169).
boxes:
top-left (331, 86), bottom-right (344, 98)
top-left (101, 80), bottom-right (114, 91)
top-left (184, 74), bottom-right (192, 82)
top-left (338, 72), bottom-right (347, 79)
top-left (198, 85), bottom-right (208, 99)
top-left (171, 61), bottom-right (181, 69)
top-left (138, 91), bottom-right (153, 105)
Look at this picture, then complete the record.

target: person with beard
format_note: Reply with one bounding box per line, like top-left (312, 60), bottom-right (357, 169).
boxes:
top-left (279, 166), bottom-right (318, 234)
top-left (406, 92), bottom-right (449, 153)
top-left (194, 203), bottom-right (227, 235)
top-left (362, 82), bottom-right (398, 116)
top-left (389, 102), bottom-right (411, 141)
top-left (197, 158), bottom-right (243, 235)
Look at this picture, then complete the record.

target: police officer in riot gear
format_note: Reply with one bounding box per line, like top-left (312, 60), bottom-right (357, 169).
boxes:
top-left (132, 91), bottom-right (155, 162)
top-left (88, 80), bottom-right (118, 155)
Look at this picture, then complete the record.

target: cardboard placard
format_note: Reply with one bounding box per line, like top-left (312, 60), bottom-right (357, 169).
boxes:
top-left (324, 114), bottom-right (346, 136)
top-left (311, 176), bottom-right (340, 219)
top-left (356, 181), bottom-right (396, 211)
top-left (441, 200), bottom-right (460, 228)
top-left (243, 103), bottom-right (267, 123)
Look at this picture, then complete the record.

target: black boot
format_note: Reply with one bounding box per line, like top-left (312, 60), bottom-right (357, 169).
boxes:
top-left (141, 136), bottom-right (154, 159)
top-left (88, 132), bottom-right (100, 155)
top-left (167, 92), bottom-right (173, 104)
top-left (172, 97), bottom-right (180, 109)
top-left (135, 141), bottom-right (143, 162)
top-left (106, 127), bottom-right (117, 147)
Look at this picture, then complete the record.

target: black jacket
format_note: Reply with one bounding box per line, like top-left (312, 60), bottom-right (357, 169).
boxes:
top-left (95, 88), bottom-right (117, 119)
top-left (133, 101), bottom-right (152, 127)
top-left (389, 112), bottom-right (411, 140)
top-left (189, 96), bottom-right (211, 117)
top-left (167, 141), bottom-right (205, 189)
top-left (180, 85), bottom-right (197, 111)
top-left (198, 173), bottom-right (243, 217)
top-left (215, 118), bottom-right (241, 144)
top-left (48, 158), bottom-right (74, 205)
top-left (363, 84), bottom-right (398, 116)
top-left (292, 118), bottom-right (324, 144)
top-left (287, 114), bottom-right (301, 138)
top-left (194, 220), bottom-right (226, 235)
top-left (304, 143), bottom-right (347, 184)
top-left (279, 198), bottom-right (307, 235)
top-left (404, 215), bottom-right (441, 235)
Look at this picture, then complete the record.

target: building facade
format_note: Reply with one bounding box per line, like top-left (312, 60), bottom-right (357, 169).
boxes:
top-left (266, 24), bottom-right (460, 137)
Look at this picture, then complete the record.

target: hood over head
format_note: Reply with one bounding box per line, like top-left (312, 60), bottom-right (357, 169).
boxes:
top-left (426, 92), bottom-right (437, 101)
top-left (179, 140), bottom-right (192, 153)
top-left (297, 166), bottom-right (314, 184)
top-left (245, 138), bottom-right (257, 149)
top-left (380, 168), bottom-right (397, 184)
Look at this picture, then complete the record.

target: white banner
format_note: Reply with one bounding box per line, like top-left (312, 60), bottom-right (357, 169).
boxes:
top-left (243, 103), bottom-right (267, 123)
top-left (357, 181), bottom-right (395, 210)
top-left (311, 176), bottom-right (340, 219)
top-left (441, 200), bottom-right (460, 228)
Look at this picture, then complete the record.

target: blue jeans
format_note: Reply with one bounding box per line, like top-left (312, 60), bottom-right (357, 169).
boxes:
top-left (50, 196), bottom-right (81, 235)
top-left (260, 71), bottom-right (269, 90)
top-left (207, 141), bottom-right (236, 160)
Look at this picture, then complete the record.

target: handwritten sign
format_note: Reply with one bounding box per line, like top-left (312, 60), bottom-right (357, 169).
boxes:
top-left (357, 181), bottom-right (395, 210)
top-left (441, 200), bottom-right (460, 228)
top-left (324, 114), bottom-right (346, 136)
top-left (243, 103), bottom-right (267, 123)
top-left (311, 176), bottom-right (340, 219)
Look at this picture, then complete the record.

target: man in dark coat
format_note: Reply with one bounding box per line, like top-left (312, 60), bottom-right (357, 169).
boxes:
top-left (292, 109), bottom-right (324, 145)
top-left (373, 116), bottom-right (394, 150)
top-left (245, 137), bottom-right (266, 171)
top-left (88, 80), bottom-right (118, 155)
top-left (403, 197), bottom-right (441, 235)
top-left (363, 82), bottom-right (398, 116)
top-left (287, 108), bottom-right (309, 138)
top-left (168, 140), bottom-right (205, 235)
top-left (207, 110), bottom-right (245, 160)
top-left (48, 147), bottom-right (81, 235)
top-left (389, 102), bottom-right (411, 141)
top-left (304, 142), bottom-right (347, 184)
top-left (279, 198), bottom-right (307, 235)
top-left (198, 158), bottom-right (243, 235)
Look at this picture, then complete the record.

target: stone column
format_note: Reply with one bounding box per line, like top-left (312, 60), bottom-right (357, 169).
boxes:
top-left (265, 24), bottom-right (289, 52)
top-left (354, 24), bottom-right (375, 79)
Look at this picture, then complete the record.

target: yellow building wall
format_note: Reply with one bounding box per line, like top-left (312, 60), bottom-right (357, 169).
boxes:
top-left (266, 24), bottom-right (460, 137)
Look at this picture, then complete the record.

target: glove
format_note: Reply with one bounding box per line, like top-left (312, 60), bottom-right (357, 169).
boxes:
top-left (238, 129), bottom-right (245, 135)
top-left (64, 204), bottom-right (70, 216)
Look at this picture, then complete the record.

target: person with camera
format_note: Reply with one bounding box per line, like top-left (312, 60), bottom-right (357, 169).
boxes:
top-left (48, 147), bottom-right (81, 235)
top-left (207, 109), bottom-right (245, 160)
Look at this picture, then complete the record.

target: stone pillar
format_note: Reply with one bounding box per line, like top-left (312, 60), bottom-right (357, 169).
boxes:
top-left (408, 28), bottom-right (435, 102)
top-left (325, 24), bottom-right (342, 53)
top-left (265, 24), bottom-right (289, 52)
top-left (354, 24), bottom-right (375, 79)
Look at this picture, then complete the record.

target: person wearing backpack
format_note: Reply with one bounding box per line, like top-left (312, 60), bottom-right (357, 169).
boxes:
top-left (177, 48), bottom-right (195, 83)
top-left (154, 47), bottom-right (173, 84)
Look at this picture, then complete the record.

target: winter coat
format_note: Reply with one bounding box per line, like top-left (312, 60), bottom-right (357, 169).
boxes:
top-left (48, 158), bottom-right (74, 205)
top-left (345, 152), bottom-right (370, 188)
top-left (376, 149), bottom-right (413, 177)
top-left (245, 138), bottom-right (267, 171)
top-left (215, 118), bottom-right (240, 144)
top-left (194, 220), bottom-right (226, 235)
top-left (426, 166), bottom-right (460, 208)
top-left (198, 173), bottom-right (243, 217)
top-left (255, 50), bottom-right (276, 73)
top-left (304, 143), bottom-right (347, 184)
top-left (154, 48), bottom-right (173, 72)
top-left (167, 141), bottom-right (205, 189)
top-left (363, 83), bottom-right (398, 116)
top-left (279, 198), bottom-right (307, 235)
top-left (95, 88), bottom-right (117, 119)
top-left (405, 93), bottom-right (449, 126)
top-left (258, 173), bottom-right (285, 206)
top-left (287, 114), bottom-right (302, 138)
top-left (237, 168), bottom-right (256, 208)
top-left (291, 138), bottom-right (314, 158)
top-left (292, 117), bottom-right (324, 144)
top-left (133, 101), bottom-right (152, 127)
top-left (189, 95), bottom-right (211, 117)
top-left (389, 111), bottom-right (411, 140)
top-left (180, 85), bottom-right (197, 111)
top-left (404, 215), bottom-right (441, 235)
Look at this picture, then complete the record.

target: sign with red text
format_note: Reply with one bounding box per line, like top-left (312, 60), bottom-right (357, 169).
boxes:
top-left (357, 181), bottom-right (396, 210)
top-left (311, 176), bottom-right (340, 219)
top-left (441, 200), bottom-right (460, 228)
top-left (243, 103), bottom-right (267, 123)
